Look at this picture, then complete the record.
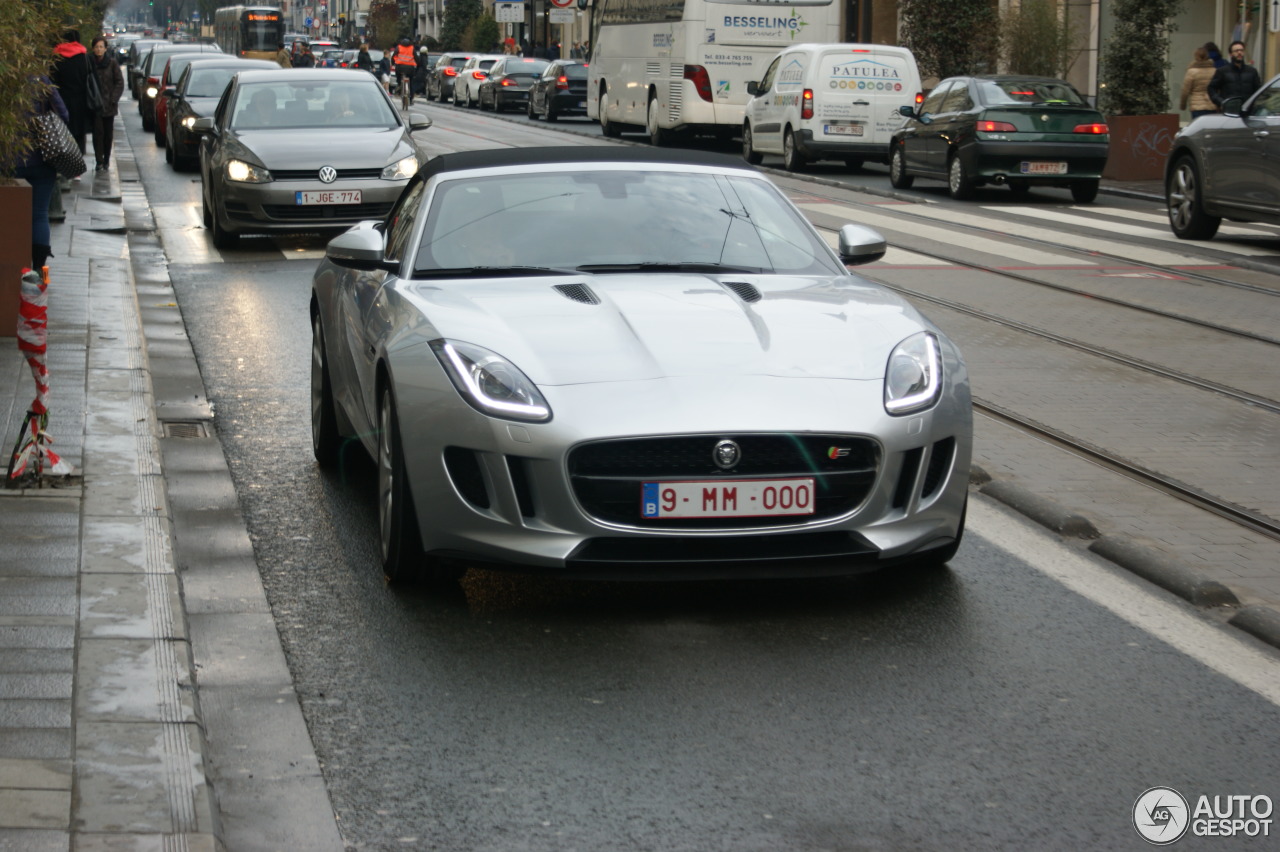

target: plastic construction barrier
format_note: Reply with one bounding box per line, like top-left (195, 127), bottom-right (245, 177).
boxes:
top-left (6, 267), bottom-right (73, 485)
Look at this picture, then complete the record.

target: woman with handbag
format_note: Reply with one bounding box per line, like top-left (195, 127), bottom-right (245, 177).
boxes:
top-left (7, 77), bottom-right (71, 271)
top-left (88, 36), bottom-right (124, 170)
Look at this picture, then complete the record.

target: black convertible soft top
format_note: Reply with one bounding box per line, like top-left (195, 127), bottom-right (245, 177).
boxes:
top-left (417, 145), bottom-right (758, 180)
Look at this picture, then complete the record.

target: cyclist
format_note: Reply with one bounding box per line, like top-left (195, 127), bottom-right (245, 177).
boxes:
top-left (392, 37), bottom-right (417, 106)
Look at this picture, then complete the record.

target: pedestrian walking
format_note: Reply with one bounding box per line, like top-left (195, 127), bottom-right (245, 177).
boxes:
top-left (1207, 41), bottom-right (1263, 108)
top-left (87, 37), bottom-right (124, 171)
top-left (4, 75), bottom-right (70, 270)
top-left (294, 44), bottom-right (316, 68)
top-left (50, 30), bottom-right (92, 164)
top-left (376, 53), bottom-right (392, 91)
top-left (276, 42), bottom-right (293, 68)
top-left (1179, 46), bottom-right (1217, 120)
top-left (1205, 42), bottom-right (1227, 69)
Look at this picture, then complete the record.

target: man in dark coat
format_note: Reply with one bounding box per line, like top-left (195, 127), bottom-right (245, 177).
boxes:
top-left (1207, 41), bottom-right (1263, 107)
top-left (51, 30), bottom-right (93, 158)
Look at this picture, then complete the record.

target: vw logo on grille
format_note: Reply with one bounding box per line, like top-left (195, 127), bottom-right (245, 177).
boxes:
top-left (318, 166), bottom-right (338, 183)
top-left (712, 439), bottom-right (741, 470)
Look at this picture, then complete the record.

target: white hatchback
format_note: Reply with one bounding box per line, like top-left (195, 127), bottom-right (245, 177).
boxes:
top-left (743, 43), bottom-right (922, 172)
top-left (452, 54), bottom-right (503, 108)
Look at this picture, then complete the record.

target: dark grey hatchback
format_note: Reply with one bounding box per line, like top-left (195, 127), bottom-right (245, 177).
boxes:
top-left (1166, 73), bottom-right (1280, 239)
top-left (527, 60), bottom-right (589, 122)
top-left (889, 75), bottom-right (1109, 202)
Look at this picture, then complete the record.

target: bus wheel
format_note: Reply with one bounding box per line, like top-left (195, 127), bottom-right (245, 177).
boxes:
top-left (647, 96), bottom-right (669, 146)
top-left (599, 90), bottom-right (621, 138)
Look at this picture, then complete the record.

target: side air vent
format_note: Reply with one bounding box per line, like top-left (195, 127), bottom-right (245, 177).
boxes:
top-left (554, 283), bottom-right (600, 305)
top-left (722, 281), bottom-right (762, 303)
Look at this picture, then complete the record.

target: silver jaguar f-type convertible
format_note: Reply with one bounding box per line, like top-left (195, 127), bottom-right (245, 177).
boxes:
top-left (310, 147), bottom-right (972, 584)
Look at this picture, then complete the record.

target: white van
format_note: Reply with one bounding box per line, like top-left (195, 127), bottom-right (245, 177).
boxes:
top-left (743, 43), bottom-right (922, 171)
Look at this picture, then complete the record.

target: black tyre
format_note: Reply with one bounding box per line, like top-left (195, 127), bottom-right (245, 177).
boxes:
top-left (311, 311), bottom-right (342, 468)
top-left (947, 154), bottom-right (973, 200)
top-left (141, 109), bottom-right (154, 132)
top-left (1070, 179), bottom-right (1100, 204)
top-left (647, 96), bottom-right (669, 146)
top-left (527, 97), bottom-right (538, 119)
top-left (742, 123), bottom-right (763, 165)
top-left (1167, 156), bottom-right (1221, 239)
top-left (201, 184), bottom-right (212, 228)
top-left (599, 91), bottom-right (621, 138)
top-left (888, 145), bottom-right (914, 189)
top-left (377, 386), bottom-right (422, 582)
top-left (782, 128), bottom-right (805, 172)
top-left (544, 102), bottom-right (557, 122)
top-left (209, 193), bottom-right (239, 249)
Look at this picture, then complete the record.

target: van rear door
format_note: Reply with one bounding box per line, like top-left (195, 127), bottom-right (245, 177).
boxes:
top-left (813, 47), bottom-right (917, 143)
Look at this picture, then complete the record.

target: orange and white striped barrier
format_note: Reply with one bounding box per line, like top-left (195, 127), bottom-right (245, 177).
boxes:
top-left (6, 266), bottom-right (73, 484)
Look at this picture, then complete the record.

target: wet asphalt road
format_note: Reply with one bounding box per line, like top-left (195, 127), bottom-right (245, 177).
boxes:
top-left (126, 108), bottom-right (1280, 850)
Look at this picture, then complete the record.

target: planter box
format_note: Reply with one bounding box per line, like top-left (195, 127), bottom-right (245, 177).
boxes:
top-left (1103, 113), bottom-right (1180, 182)
top-left (0, 180), bottom-right (33, 339)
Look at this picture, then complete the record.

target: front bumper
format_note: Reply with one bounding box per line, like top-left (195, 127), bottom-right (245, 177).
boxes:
top-left (388, 367), bottom-right (972, 577)
top-left (217, 177), bottom-right (404, 233)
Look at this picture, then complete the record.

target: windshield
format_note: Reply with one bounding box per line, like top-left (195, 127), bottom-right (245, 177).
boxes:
top-left (230, 80), bottom-right (399, 129)
top-left (414, 168), bottom-right (843, 276)
top-left (978, 79), bottom-right (1089, 106)
top-left (187, 67), bottom-right (239, 98)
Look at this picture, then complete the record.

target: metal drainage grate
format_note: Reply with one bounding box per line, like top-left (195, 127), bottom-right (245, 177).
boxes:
top-left (162, 421), bottom-right (209, 439)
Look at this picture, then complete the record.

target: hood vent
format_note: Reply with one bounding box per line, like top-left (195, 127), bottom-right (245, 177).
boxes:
top-left (554, 283), bottom-right (600, 305)
top-left (722, 281), bottom-right (762, 303)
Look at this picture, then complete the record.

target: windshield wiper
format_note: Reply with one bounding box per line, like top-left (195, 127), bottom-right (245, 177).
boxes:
top-left (576, 262), bottom-right (766, 274)
top-left (414, 265), bottom-right (579, 278)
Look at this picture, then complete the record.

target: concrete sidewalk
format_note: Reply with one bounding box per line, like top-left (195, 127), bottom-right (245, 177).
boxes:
top-left (0, 150), bottom-right (218, 845)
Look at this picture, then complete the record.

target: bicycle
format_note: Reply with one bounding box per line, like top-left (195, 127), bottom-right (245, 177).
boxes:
top-left (398, 71), bottom-right (413, 111)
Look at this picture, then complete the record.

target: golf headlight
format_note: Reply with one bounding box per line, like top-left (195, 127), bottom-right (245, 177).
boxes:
top-left (381, 154), bottom-right (418, 180)
top-left (226, 159), bottom-right (272, 183)
top-left (431, 340), bottom-right (551, 423)
top-left (884, 332), bottom-right (942, 415)
top-left (182, 116), bottom-right (196, 129)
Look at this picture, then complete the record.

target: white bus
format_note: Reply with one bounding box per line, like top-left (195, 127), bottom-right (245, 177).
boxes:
top-left (587, 0), bottom-right (841, 145)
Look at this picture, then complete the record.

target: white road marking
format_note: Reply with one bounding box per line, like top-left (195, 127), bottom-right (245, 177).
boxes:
top-left (971, 495), bottom-right (1280, 707)
top-left (984, 205), bottom-right (1280, 255)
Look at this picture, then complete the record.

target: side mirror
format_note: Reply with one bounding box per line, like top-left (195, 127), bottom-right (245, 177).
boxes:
top-left (746, 81), bottom-right (758, 96)
top-left (1222, 96), bottom-right (1244, 118)
top-left (162, 85), bottom-right (177, 97)
top-left (898, 105), bottom-right (916, 118)
top-left (326, 225), bottom-right (391, 272)
top-left (191, 116), bottom-right (214, 135)
top-left (409, 115), bottom-right (432, 131)
top-left (837, 224), bottom-right (886, 266)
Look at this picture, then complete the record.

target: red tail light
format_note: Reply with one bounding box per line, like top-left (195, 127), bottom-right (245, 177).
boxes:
top-left (978, 120), bottom-right (1017, 132)
top-left (801, 88), bottom-right (813, 120)
top-left (1073, 123), bottom-right (1109, 134)
top-left (443, 67), bottom-right (458, 77)
top-left (470, 70), bottom-right (486, 80)
top-left (500, 78), bottom-right (515, 87)
top-left (556, 75), bottom-right (569, 90)
top-left (684, 64), bottom-right (712, 102)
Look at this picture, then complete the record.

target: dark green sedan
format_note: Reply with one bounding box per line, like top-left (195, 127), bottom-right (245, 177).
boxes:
top-left (888, 75), bottom-right (1110, 203)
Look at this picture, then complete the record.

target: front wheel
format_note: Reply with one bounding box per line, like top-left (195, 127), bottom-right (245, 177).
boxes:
top-left (209, 191), bottom-right (239, 249)
top-left (1070, 179), bottom-right (1100, 204)
top-left (310, 312), bottom-right (341, 467)
top-left (527, 97), bottom-right (538, 119)
top-left (947, 155), bottom-right (973, 200)
top-left (782, 128), bottom-right (805, 172)
top-left (742, 123), bottom-right (764, 165)
top-left (1166, 157), bottom-right (1221, 239)
top-left (378, 386), bottom-right (421, 582)
top-left (888, 145), bottom-right (914, 189)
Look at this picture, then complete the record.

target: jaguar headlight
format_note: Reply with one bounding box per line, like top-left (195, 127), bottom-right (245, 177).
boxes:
top-left (381, 154), bottom-right (419, 181)
top-left (226, 159), bottom-right (272, 183)
top-left (884, 332), bottom-right (942, 415)
top-left (431, 340), bottom-right (551, 423)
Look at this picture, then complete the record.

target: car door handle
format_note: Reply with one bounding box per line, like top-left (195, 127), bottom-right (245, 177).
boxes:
top-left (1255, 131), bottom-right (1270, 138)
